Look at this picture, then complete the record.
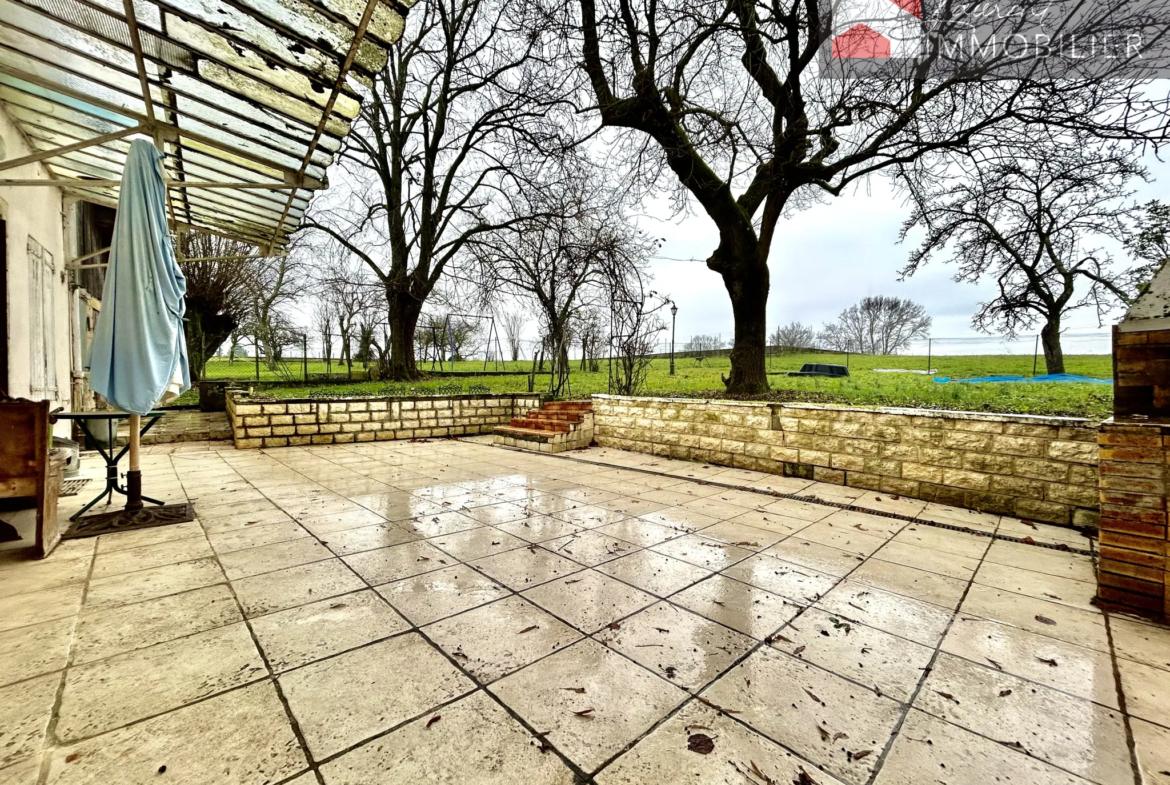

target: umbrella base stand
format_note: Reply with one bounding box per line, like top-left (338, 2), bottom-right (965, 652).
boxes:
top-left (64, 502), bottom-right (195, 540)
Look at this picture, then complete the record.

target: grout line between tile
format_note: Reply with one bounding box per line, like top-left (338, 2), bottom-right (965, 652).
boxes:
top-left (1103, 609), bottom-right (1144, 785)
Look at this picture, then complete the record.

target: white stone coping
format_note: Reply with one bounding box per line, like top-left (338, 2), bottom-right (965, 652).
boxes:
top-left (589, 394), bottom-right (1094, 426)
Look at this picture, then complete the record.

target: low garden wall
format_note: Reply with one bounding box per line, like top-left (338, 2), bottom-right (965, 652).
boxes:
top-left (591, 395), bottom-right (1099, 527)
top-left (226, 392), bottom-right (542, 449)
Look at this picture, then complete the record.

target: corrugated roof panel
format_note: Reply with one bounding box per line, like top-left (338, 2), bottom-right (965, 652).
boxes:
top-left (0, 0), bottom-right (405, 247)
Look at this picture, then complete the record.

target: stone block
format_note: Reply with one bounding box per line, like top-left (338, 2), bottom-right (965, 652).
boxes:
top-left (287, 436), bottom-right (311, 446)
top-left (1045, 483), bottom-right (1099, 508)
top-left (830, 454), bottom-right (866, 472)
top-left (940, 468), bottom-right (991, 491)
top-left (1013, 498), bottom-right (1071, 525)
top-left (1100, 475), bottom-right (1166, 496)
top-left (262, 436), bottom-right (289, 448)
top-left (879, 477), bottom-right (920, 497)
top-left (333, 433), bottom-right (356, 443)
top-left (1003, 423), bottom-right (1059, 439)
top-left (918, 447), bottom-right (964, 468)
top-left (261, 404), bottom-right (287, 415)
top-left (863, 458), bottom-right (903, 477)
top-left (990, 435), bottom-right (1049, 457)
top-left (902, 462), bottom-right (945, 484)
top-left (989, 475), bottom-right (1047, 500)
top-left (246, 427), bottom-right (272, 438)
top-left (271, 426), bottom-right (295, 436)
top-left (845, 472), bottom-right (883, 490)
top-left (287, 403), bottom-right (310, 414)
top-left (962, 452), bottom-right (1015, 475)
top-left (234, 438), bottom-right (262, 450)
top-left (1013, 458), bottom-right (1071, 483)
top-left (269, 415), bottom-right (293, 426)
top-left (941, 431), bottom-right (993, 451)
top-left (813, 466), bottom-right (846, 484)
top-left (1047, 440), bottom-right (1098, 464)
top-left (243, 416), bottom-right (268, 427)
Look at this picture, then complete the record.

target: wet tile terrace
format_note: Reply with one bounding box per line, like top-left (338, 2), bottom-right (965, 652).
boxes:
top-left (1, 437), bottom-right (1167, 785)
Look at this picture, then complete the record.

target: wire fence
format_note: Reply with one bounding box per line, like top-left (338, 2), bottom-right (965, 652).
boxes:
top-left (195, 325), bottom-right (1113, 384)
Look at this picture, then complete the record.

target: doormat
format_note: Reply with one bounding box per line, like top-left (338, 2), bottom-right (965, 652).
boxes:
top-left (60, 479), bottom-right (90, 497)
top-left (63, 503), bottom-right (195, 539)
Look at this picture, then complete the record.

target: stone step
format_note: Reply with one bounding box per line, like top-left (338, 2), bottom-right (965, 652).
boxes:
top-left (543, 401), bottom-right (593, 412)
top-left (509, 417), bottom-right (571, 433)
top-left (495, 425), bottom-right (557, 442)
top-left (524, 411), bottom-right (584, 424)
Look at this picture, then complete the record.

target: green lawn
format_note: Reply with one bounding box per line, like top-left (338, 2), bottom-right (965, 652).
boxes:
top-left (205, 352), bottom-right (1114, 420)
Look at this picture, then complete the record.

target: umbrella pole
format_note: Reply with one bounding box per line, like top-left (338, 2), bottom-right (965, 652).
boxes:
top-left (125, 413), bottom-right (144, 511)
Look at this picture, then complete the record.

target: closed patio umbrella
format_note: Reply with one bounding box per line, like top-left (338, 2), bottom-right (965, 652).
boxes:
top-left (85, 138), bottom-right (193, 526)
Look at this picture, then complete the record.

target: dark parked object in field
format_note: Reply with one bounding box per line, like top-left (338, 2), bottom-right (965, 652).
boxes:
top-left (787, 363), bottom-right (850, 378)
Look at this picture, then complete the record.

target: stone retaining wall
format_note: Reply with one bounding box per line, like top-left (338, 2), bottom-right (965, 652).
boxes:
top-left (592, 395), bottom-right (1099, 527)
top-left (226, 393), bottom-right (542, 449)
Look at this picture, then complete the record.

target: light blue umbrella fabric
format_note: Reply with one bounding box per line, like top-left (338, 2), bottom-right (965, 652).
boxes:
top-left (88, 139), bottom-right (190, 415)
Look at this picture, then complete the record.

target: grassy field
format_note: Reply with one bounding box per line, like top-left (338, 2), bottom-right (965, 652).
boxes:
top-left (195, 352), bottom-right (1115, 420)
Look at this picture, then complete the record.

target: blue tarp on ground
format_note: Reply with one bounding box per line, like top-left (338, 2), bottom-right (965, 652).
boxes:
top-left (87, 139), bottom-right (191, 415)
top-left (934, 374), bottom-right (1112, 385)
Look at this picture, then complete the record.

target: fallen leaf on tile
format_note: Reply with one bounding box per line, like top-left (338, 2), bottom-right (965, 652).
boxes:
top-left (562, 687), bottom-right (586, 694)
top-left (987, 658), bottom-right (1003, 670)
top-left (426, 715), bottom-right (441, 729)
top-left (935, 691), bottom-right (960, 704)
top-left (804, 688), bottom-right (823, 705)
top-left (1037, 657), bottom-right (1058, 667)
top-left (329, 603), bottom-right (347, 609)
top-left (793, 766), bottom-right (820, 784)
top-left (832, 732), bottom-right (849, 742)
top-left (793, 645), bottom-right (806, 656)
top-left (573, 708), bottom-right (595, 717)
top-left (849, 749), bottom-right (872, 761)
top-left (1043, 593), bottom-right (1063, 600)
top-left (999, 689), bottom-right (1013, 697)
top-left (607, 622), bottom-right (621, 630)
top-left (1035, 615), bottom-right (1057, 625)
top-left (519, 625), bottom-right (539, 634)
top-left (816, 725), bottom-right (831, 742)
top-left (66, 754), bottom-right (80, 764)
top-left (1021, 536), bottom-right (1036, 544)
top-left (655, 627), bottom-right (671, 633)
top-left (696, 696), bottom-right (741, 714)
top-left (765, 633), bottom-right (792, 645)
top-left (687, 733), bottom-right (715, 754)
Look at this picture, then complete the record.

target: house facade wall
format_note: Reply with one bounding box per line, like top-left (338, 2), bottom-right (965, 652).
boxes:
top-left (0, 107), bottom-right (73, 436)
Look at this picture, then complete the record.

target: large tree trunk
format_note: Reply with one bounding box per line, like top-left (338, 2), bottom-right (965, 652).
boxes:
top-left (721, 261), bottom-right (771, 394)
top-left (183, 307), bottom-right (235, 382)
top-left (1040, 318), bottom-right (1065, 375)
top-left (385, 287), bottom-right (423, 381)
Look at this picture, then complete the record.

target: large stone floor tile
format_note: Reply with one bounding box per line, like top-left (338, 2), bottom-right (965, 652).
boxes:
top-left (233, 559), bottom-right (365, 618)
top-left (206, 520), bottom-right (311, 554)
top-left (914, 653), bottom-right (1131, 784)
top-left (0, 556), bottom-right (91, 600)
top-left (763, 538), bottom-right (865, 577)
top-left (942, 617), bottom-right (1119, 707)
top-left (702, 647), bottom-right (903, 785)
top-left (342, 540), bottom-right (453, 585)
top-left (430, 527), bottom-right (527, 562)
top-left (250, 589), bottom-right (408, 672)
top-left (491, 639), bottom-right (687, 772)
top-left (959, 585), bottom-right (1110, 651)
top-left (1132, 717), bottom-right (1170, 785)
top-left (83, 558), bottom-right (225, 610)
top-left (280, 633), bottom-right (474, 761)
top-left (73, 584), bottom-right (241, 664)
top-left (670, 574), bottom-right (800, 640)
top-left (871, 540), bottom-right (981, 581)
top-left (376, 564), bottom-right (509, 626)
top-left (470, 545), bottom-right (584, 590)
top-left (522, 570), bottom-right (657, 633)
top-left (0, 618), bottom-right (74, 688)
top-left (45, 681), bottom-right (307, 785)
top-left (596, 550), bottom-right (710, 598)
top-left (597, 700), bottom-right (847, 785)
top-left (218, 537), bottom-right (333, 580)
top-left (873, 709), bottom-right (1092, 785)
top-left (769, 607), bottom-right (934, 702)
top-left (94, 520), bottom-right (205, 554)
top-left (1117, 656), bottom-right (1170, 728)
top-left (720, 553), bottom-right (838, 605)
top-left (1110, 615), bottom-right (1170, 672)
top-left (424, 596), bottom-right (582, 683)
top-left (56, 622), bottom-right (264, 742)
top-left (974, 563), bottom-right (1098, 613)
top-left (651, 535), bottom-right (755, 571)
top-left (598, 602), bottom-right (754, 691)
top-left (848, 559), bottom-right (967, 609)
top-left (90, 537), bottom-right (213, 580)
top-left (817, 580), bottom-right (954, 647)
top-left (0, 673), bottom-right (59, 769)
top-left (319, 691), bottom-right (576, 785)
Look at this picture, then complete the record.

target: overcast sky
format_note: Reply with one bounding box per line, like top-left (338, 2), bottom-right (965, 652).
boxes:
top-left (636, 153), bottom-right (1169, 356)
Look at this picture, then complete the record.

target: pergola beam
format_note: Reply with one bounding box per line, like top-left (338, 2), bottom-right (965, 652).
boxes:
top-left (0, 179), bottom-right (308, 189)
top-left (0, 125), bottom-right (146, 173)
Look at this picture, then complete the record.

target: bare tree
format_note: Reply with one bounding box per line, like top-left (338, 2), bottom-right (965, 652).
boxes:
top-left (302, 0), bottom-right (575, 381)
top-left (465, 169), bottom-right (656, 394)
top-left (819, 297), bottom-right (931, 355)
top-left (314, 302), bottom-right (337, 371)
top-left (247, 253), bottom-right (304, 371)
top-left (684, 335), bottom-right (726, 354)
top-left (316, 253), bottom-right (377, 372)
top-left (901, 141), bottom-right (1143, 373)
top-left (179, 232), bottom-right (256, 381)
top-left (770, 322), bottom-right (816, 353)
top-left (499, 310), bottom-right (527, 362)
top-left (559, 0), bottom-right (1166, 392)
top-left (608, 269), bottom-right (669, 396)
top-left (1125, 201), bottom-right (1170, 295)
